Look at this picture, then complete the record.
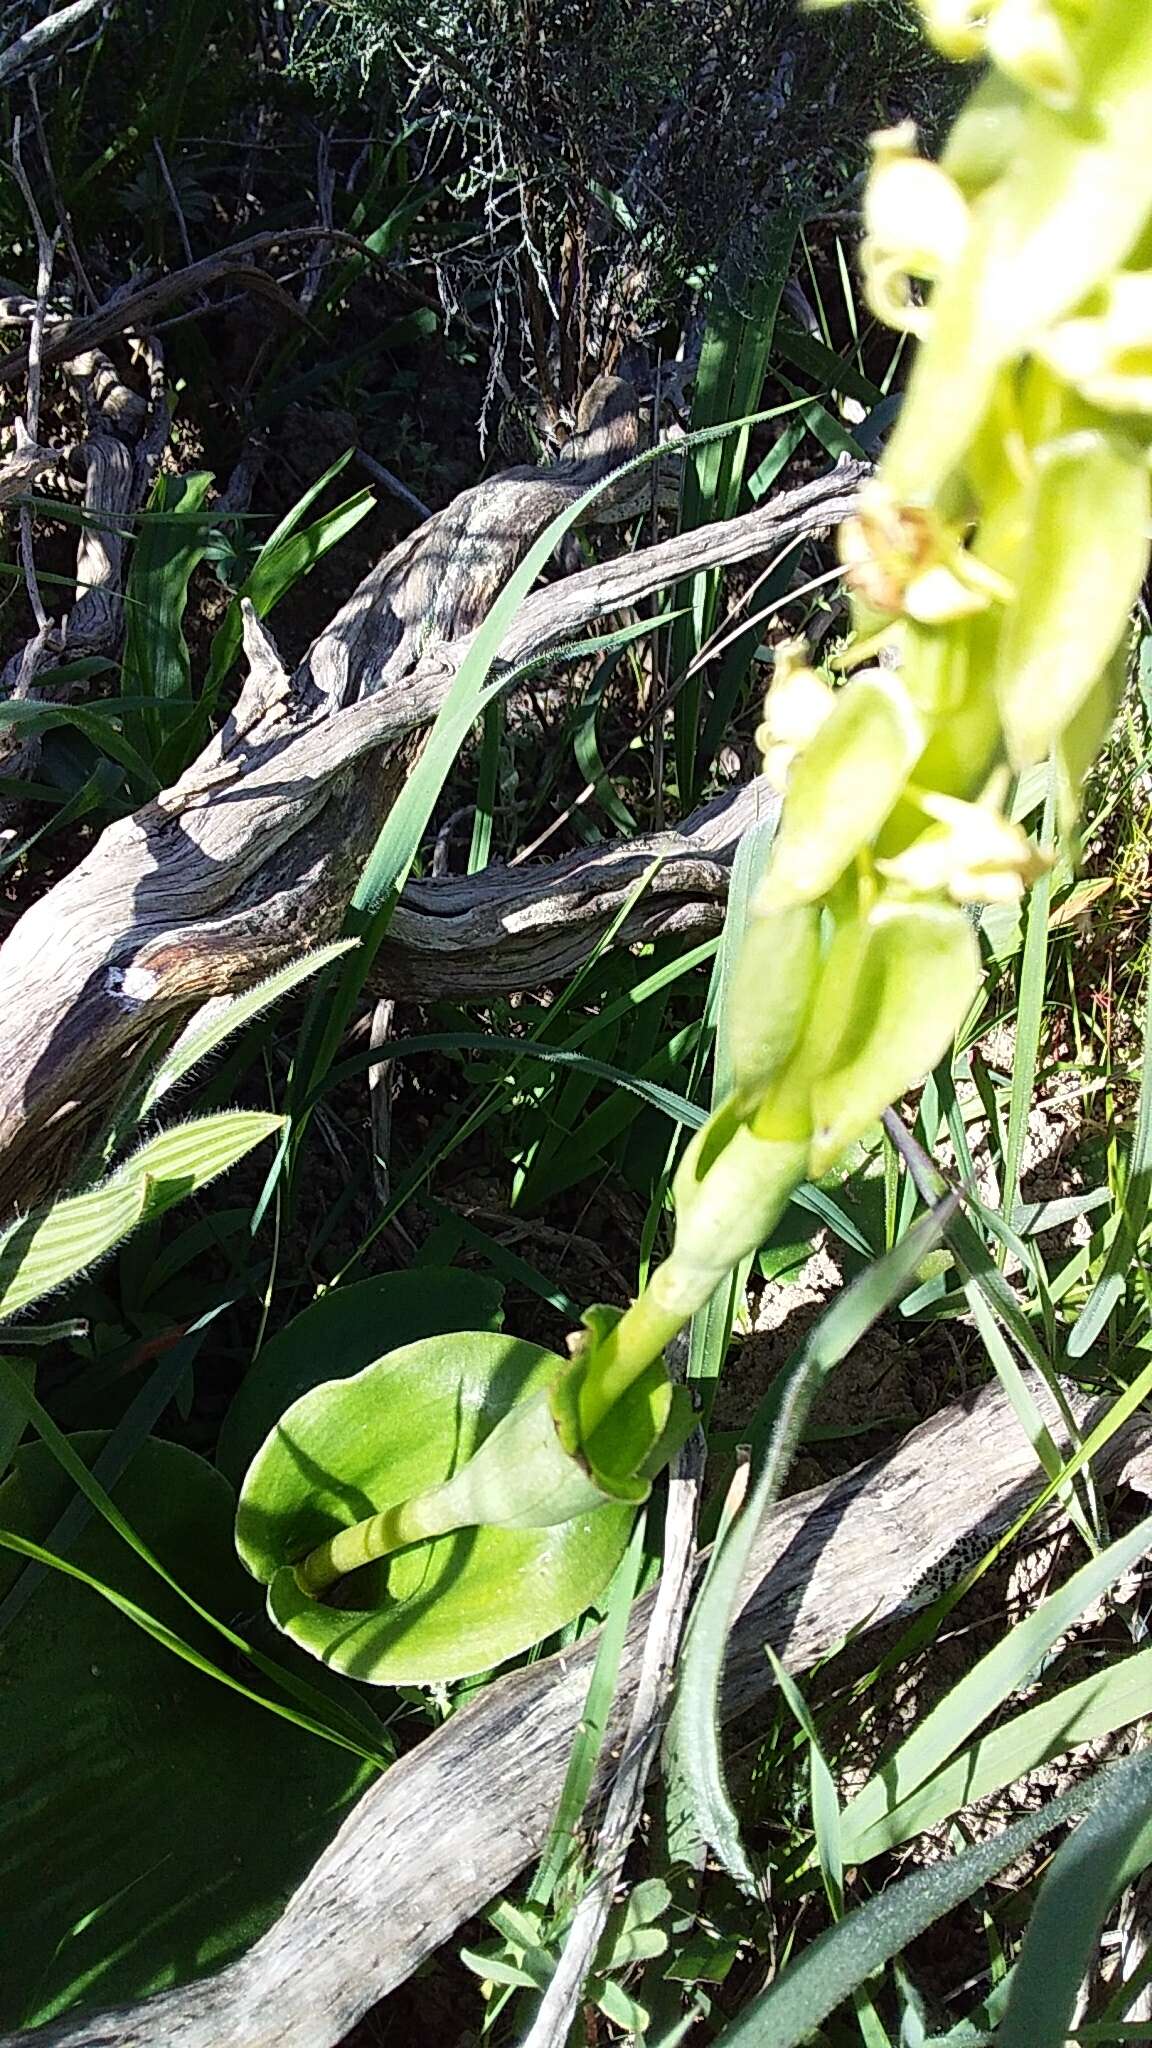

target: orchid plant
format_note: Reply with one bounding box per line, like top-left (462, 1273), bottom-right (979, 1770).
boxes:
top-left (238, 0), bottom-right (1152, 1683)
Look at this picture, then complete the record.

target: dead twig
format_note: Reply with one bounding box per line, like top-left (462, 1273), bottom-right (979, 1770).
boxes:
top-left (9, 118), bottom-right (55, 650)
top-left (0, 227), bottom-right (414, 384)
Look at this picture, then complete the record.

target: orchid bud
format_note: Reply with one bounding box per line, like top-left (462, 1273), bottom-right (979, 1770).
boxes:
top-left (913, 0), bottom-right (990, 59)
top-left (862, 122), bottom-right (971, 336)
top-left (754, 640), bottom-right (836, 790)
top-left (994, 428), bottom-right (1150, 767)
top-left (757, 668), bottom-right (925, 911)
top-left (840, 485), bottom-right (1012, 624)
top-left (804, 902), bottom-right (981, 1176)
top-left (667, 1103), bottom-right (811, 1311)
top-left (727, 901), bottom-right (823, 1106)
top-left (876, 788), bottom-right (1050, 904)
top-left (1037, 270), bottom-right (1152, 413)
top-left (986, 0), bottom-right (1080, 107)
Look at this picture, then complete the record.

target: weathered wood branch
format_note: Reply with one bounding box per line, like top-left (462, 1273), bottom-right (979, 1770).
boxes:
top-left (0, 385), bottom-right (859, 1211)
top-left (0, 342), bottom-right (167, 732)
top-left (378, 777), bottom-right (779, 998)
top-left (0, 427), bottom-right (59, 507)
top-left (15, 1373), bottom-right (1152, 2048)
top-left (0, 0), bottom-right (111, 89)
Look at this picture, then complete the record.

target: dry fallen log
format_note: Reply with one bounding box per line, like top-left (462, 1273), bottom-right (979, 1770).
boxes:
top-left (0, 370), bottom-right (861, 1210)
top-left (15, 1373), bottom-right (1151, 2048)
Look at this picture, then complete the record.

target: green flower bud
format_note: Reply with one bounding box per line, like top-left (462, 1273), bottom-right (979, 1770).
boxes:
top-left (666, 1098), bottom-right (810, 1311)
top-left (986, 0), bottom-right (1080, 109)
top-left (727, 901), bottom-right (822, 1105)
top-left (1037, 270), bottom-right (1152, 413)
top-left (994, 427), bottom-right (1149, 767)
top-left (804, 901), bottom-right (981, 1176)
top-left (881, 0), bottom-right (1152, 510)
top-left (759, 670), bottom-right (925, 910)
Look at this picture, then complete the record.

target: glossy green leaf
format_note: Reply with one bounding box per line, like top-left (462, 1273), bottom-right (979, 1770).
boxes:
top-left (0, 1438), bottom-right (377, 2030)
top-left (236, 1332), bottom-right (634, 1684)
top-left (218, 1267), bottom-right (504, 1486)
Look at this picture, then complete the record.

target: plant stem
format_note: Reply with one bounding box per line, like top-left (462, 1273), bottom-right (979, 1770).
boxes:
top-left (296, 1488), bottom-right (465, 1596)
top-left (577, 1278), bottom-right (688, 1440)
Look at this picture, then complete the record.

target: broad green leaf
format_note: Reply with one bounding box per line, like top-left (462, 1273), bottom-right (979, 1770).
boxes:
top-left (0, 1438), bottom-right (378, 2030)
top-left (218, 1267), bottom-right (504, 1486)
top-left (237, 1332), bottom-right (634, 1684)
top-left (0, 1112), bottom-right (282, 1320)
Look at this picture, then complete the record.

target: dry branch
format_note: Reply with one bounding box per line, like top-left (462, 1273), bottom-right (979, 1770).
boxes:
top-left (0, 428), bottom-right (59, 507)
top-left (0, 0), bottom-right (110, 91)
top-left (0, 229), bottom-right (414, 385)
top-left (0, 382), bottom-right (860, 1211)
top-left (13, 1372), bottom-right (1152, 2048)
top-left (378, 776), bottom-right (779, 997)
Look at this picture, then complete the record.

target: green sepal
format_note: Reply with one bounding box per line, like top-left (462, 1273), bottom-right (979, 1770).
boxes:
top-left (554, 1334), bottom-right (674, 1502)
top-left (637, 1382), bottom-right (698, 1481)
top-left (994, 428), bottom-right (1149, 768)
top-left (1054, 636), bottom-right (1127, 842)
top-left (728, 902), bottom-right (822, 1105)
top-left (760, 672), bottom-right (924, 910)
top-left (806, 901), bottom-right (981, 1176)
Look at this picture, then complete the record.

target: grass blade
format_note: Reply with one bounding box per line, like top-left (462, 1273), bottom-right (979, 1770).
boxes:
top-left (842, 1642), bottom-right (1152, 1866)
top-left (716, 1755), bottom-right (1152, 2048)
top-left (663, 1202), bottom-right (955, 1892)
top-left (838, 1513), bottom-right (1152, 1860)
top-left (1069, 935), bottom-right (1152, 1358)
top-left (998, 1755), bottom-right (1152, 2048)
